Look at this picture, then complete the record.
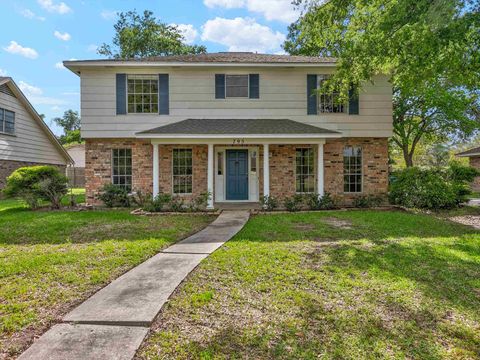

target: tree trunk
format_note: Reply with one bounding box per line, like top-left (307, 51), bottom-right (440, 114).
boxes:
top-left (402, 144), bottom-right (414, 167)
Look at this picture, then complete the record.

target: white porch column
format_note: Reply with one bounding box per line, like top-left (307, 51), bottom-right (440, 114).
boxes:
top-left (317, 143), bottom-right (324, 197)
top-left (207, 143), bottom-right (214, 209)
top-left (153, 143), bottom-right (159, 198)
top-left (263, 144), bottom-right (270, 200)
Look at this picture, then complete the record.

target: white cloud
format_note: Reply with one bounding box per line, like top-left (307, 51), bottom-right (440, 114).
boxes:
top-left (173, 24), bottom-right (198, 45)
top-left (3, 41), bottom-right (39, 59)
top-left (37, 0), bottom-right (72, 14)
top-left (18, 81), bottom-right (67, 106)
top-left (100, 10), bottom-right (117, 20)
top-left (54, 31), bottom-right (71, 41)
top-left (0, 69), bottom-right (7, 76)
top-left (20, 8), bottom-right (46, 21)
top-left (51, 105), bottom-right (62, 111)
top-left (87, 44), bottom-right (98, 52)
top-left (18, 81), bottom-right (43, 96)
top-left (204, 0), bottom-right (244, 8)
top-left (201, 17), bottom-right (285, 53)
top-left (203, 0), bottom-right (299, 23)
top-left (55, 62), bottom-right (64, 69)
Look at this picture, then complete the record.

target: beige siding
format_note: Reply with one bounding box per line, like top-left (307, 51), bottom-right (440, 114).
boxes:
top-left (0, 90), bottom-right (67, 165)
top-left (80, 67), bottom-right (393, 138)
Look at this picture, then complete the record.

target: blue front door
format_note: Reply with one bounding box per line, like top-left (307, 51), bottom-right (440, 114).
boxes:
top-left (226, 150), bottom-right (249, 200)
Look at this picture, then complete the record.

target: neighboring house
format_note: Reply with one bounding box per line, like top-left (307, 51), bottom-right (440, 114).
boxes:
top-left (64, 52), bottom-right (392, 208)
top-left (65, 143), bottom-right (86, 187)
top-left (0, 77), bottom-right (72, 189)
top-left (456, 147), bottom-right (480, 191)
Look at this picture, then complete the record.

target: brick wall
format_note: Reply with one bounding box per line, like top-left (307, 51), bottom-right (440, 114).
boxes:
top-left (469, 156), bottom-right (480, 191)
top-left (85, 139), bottom-right (153, 204)
top-left (85, 138), bottom-right (389, 206)
top-left (158, 145), bottom-right (208, 201)
top-left (0, 159), bottom-right (66, 189)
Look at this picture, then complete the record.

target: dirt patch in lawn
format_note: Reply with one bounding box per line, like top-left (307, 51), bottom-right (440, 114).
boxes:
top-left (293, 223), bottom-right (316, 231)
top-left (449, 216), bottom-right (480, 230)
top-left (322, 217), bottom-right (353, 230)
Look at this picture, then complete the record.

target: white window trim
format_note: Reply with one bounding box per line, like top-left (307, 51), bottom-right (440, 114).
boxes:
top-left (172, 147), bottom-right (194, 195)
top-left (317, 75), bottom-right (347, 114)
top-left (111, 148), bottom-right (133, 191)
top-left (343, 146), bottom-right (363, 194)
top-left (0, 107), bottom-right (15, 135)
top-left (295, 147), bottom-right (316, 194)
top-left (225, 74), bottom-right (250, 99)
top-left (126, 74), bottom-right (159, 115)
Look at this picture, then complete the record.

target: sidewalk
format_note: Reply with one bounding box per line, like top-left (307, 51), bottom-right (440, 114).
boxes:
top-left (19, 210), bottom-right (250, 360)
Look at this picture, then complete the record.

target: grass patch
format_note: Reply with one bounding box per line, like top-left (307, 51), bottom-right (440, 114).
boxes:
top-left (138, 210), bottom-right (480, 360)
top-left (0, 198), bottom-right (214, 358)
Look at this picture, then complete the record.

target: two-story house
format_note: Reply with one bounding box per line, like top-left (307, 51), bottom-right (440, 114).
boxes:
top-left (64, 52), bottom-right (392, 208)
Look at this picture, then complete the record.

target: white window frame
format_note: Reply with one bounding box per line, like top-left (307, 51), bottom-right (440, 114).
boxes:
top-left (343, 146), bottom-right (363, 193)
top-left (111, 148), bottom-right (133, 191)
top-left (172, 148), bottom-right (193, 195)
top-left (317, 75), bottom-right (346, 114)
top-left (225, 74), bottom-right (249, 99)
top-left (126, 74), bottom-right (159, 114)
top-left (0, 107), bottom-right (15, 135)
top-left (295, 147), bottom-right (316, 194)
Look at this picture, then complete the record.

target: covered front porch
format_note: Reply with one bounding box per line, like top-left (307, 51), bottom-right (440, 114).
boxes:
top-left (136, 119), bottom-right (342, 209)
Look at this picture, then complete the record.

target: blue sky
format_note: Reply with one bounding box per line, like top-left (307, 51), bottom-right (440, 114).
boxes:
top-left (0, 0), bottom-right (299, 135)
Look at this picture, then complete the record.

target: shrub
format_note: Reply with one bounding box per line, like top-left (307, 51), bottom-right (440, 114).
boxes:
top-left (169, 196), bottom-right (185, 212)
top-left (447, 161), bottom-right (479, 183)
top-left (284, 194), bottom-right (304, 212)
top-left (188, 192), bottom-right (211, 212)
top-left (305, 192), bottom-right (336, 210)
top-left (353, 195), bottom-right (383, 208)
top-left (98, 184), bottom-right (130, 208)
top-left (261, 195), bottom-right (278, 211)
top-left (142, 193), bottom-right (172, 212)
top-left (389, 167), bottom-right (461, 210)
top-left (132, 190), bottom-right (152, 208)
top-left (3, 165), bottom-right (68, 209)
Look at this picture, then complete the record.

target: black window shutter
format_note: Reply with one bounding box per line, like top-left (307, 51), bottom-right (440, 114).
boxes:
top-left (249, 74), bottom-right (259, 99)
top-left (116, 73), bottom-right (126, 115)
top-left (307, 74), bottom-right (318, 115)
top-left (158, 74), bottom-right (169, 115)
top-left (215, 74), bottom-right (225, 99)
top-left (348, 84), bottom-right (359, 115)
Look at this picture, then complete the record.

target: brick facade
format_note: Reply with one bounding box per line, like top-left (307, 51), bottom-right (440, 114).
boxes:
top-left (469, 156), bottom-right (480, 191)
top-left (85, 137), bottom-right (389, 206)
top-left (85, 139), bottom-right (153, 204)
top-left (0, 159), bottom-right (66, 189)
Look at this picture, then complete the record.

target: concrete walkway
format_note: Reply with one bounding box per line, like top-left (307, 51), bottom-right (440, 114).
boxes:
top-left (19, 210), bottom-right (250, 360)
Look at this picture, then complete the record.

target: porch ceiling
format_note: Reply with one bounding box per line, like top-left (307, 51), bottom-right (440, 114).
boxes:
top-left (135, 118), bottom-right (341, 139)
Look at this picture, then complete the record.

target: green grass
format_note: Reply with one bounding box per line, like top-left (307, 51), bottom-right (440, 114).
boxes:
top-left (0, 198), bottom-right (214, 357)
top-left (138, 210), bottom-right (480, 360)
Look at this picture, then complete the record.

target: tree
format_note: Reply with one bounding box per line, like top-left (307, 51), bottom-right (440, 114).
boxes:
top-left (285, 0), bottom-right (480, 166)
top-left (98, 10), bottom-right (207, 59)
top-left (53, 110), bottom-right (80, 133)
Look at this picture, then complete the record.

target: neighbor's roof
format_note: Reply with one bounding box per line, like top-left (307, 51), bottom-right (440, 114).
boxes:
top-left (136, 118), bottom-right (341, 138)
top-left (0, 77), bottom-right (73, 164)
top-left (64, 52), bottom-right (336, 73)
top-left (456, 146), bottom-right (480, 157)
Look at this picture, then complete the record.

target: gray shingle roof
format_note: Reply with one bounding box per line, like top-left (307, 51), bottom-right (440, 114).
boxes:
top-left (456, 146), bottom-right (480, 157)
top-left (137, 118), bottom-right (340, 136)
top-left (67, 52), bottom-right (336, 64)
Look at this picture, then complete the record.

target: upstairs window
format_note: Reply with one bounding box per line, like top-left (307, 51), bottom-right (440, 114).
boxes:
top-left (344, 146), bottom-right (362, 193)
top-left (0, 108), bottom-right (15, 134)
top-left (226, 75), bottom-right (249, 98)
top-left (296, 148), bottom-right (315, 193)
top-left (173, 149), bottom-right (193, 194)
top-left (127, 75), bottom-right (158, 113)
top-left (112, 149), bottom-right (132, 191)
top-left (318, 75), bottom-right (345, 113)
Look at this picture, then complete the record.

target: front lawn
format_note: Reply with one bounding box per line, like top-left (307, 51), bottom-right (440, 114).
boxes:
top-left (0, 199), bottom-right (215, 358)
top-left (138, 210), bottom-right (480, 359)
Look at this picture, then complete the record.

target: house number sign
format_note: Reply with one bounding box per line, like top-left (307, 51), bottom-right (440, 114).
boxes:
top-left (232, 138), bottom-right (246, 145)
